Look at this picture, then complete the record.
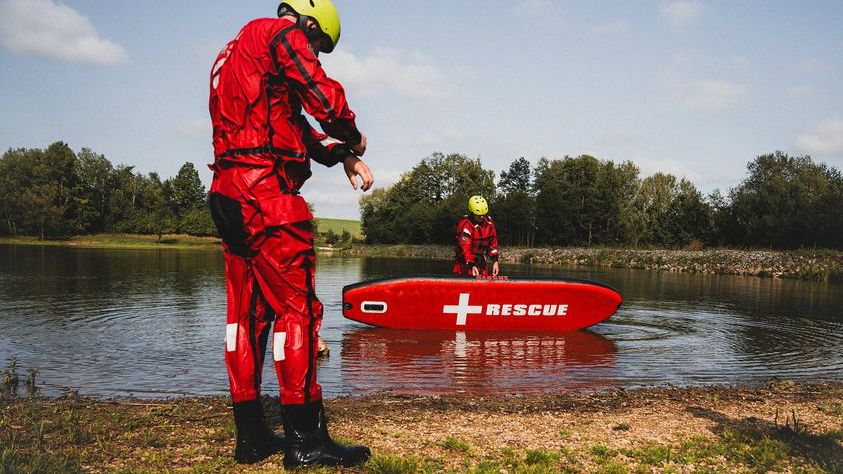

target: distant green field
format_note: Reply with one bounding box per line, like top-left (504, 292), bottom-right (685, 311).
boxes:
top-left (313, 217), bottom-right (362, 238)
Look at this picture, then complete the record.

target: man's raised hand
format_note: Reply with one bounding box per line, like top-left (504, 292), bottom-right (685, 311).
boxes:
top-left (344, 156), bottom-right (373, 191)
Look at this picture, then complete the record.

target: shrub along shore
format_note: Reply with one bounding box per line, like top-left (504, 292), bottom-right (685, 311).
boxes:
top-left (2, 234), bottom-right (842, 282)
top-left (1, 380), bottom-right (841, 473)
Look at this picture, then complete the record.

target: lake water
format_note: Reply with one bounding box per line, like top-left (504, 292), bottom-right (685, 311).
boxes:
top-left (0, 245), bottom-right (840, 398)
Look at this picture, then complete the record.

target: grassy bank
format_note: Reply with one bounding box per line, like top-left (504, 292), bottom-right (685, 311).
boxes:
top-left (0, 218), bottom-right (356, 251)
top-left (314, 218), bottom-right (363, 239)
top-left (1, 380), bottom-right (841, 473)
top-left (0, 233), bottom-right (221, 250)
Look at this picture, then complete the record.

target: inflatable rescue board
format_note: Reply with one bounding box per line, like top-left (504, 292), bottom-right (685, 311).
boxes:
top-left (342, 275), bottom-right (622, 331)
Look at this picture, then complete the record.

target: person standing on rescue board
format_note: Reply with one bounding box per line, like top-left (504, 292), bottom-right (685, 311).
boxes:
top-left (208, 0), bottom-right (373, 468)
top-left (454, 195), bottom-right (500, 277)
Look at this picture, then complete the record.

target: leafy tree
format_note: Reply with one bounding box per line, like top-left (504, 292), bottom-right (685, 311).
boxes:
top-left (496, 157), bottom-right (536, 246)
top-left (162, 162), bottom-right (214, 235)
top-left (666, 178), bottom-right (711, 246)
top-left (361, 153), bottom-right (495, 244)
top-left (533, 157), bottom-right (577, 245)
top-left (18, 142), bottom-right (80, 238)
top-left (106, 165), bottom-right (145, 230)
top-left (533, 155), bottom-right (632, 246)
top-left (3, 142), bottom-right (841, 249)
top-left (0, 148), bottom-right (36, 235)
top-left (75, 148), bottom-right (114, 233)
top-left (728, 152), bottom-right (843, 248)
top-left (609, 161), bottom-right (642, 245)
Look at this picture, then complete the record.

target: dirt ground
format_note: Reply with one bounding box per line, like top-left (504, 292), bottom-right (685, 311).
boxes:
top-left (2, 380), bottom-right (841, 473)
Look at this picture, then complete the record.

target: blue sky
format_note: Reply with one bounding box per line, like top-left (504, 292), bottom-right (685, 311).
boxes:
top-left (1, 0), bottom-right (841, 219)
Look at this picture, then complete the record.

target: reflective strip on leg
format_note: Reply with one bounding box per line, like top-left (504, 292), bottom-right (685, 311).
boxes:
top-left (225, 323), bottom-right (238, 352)
top-left (273, 332), bottom-right (287, 361)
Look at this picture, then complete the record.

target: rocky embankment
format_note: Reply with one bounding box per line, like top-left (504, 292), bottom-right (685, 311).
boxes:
top-left (333, 245), bottom-right (843, 282)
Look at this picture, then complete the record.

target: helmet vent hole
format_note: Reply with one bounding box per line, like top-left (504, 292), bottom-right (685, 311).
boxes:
top-left (309, 0), bottom-right (315, 6)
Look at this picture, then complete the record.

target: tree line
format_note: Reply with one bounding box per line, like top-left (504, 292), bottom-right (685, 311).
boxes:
top-left (3, 142), bottom-right (841, 249)
top-left (0, 142), bottom-right (216, 239)
top-left (361, 151), bottom-right (843, 249)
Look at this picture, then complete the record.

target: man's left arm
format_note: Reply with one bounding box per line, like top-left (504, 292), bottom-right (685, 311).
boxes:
top-left (301, 120), bottom-right (350, 167)
top-left (301, 120), bottom-right (374, 191)
top-left (488, 219), bottom-right (500, 276)
top-left (273, 28), bottom-right (362, 148)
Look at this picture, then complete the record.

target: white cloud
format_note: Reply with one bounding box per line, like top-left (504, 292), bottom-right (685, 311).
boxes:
top-left (729, 55), bottom-right (750, 69)
top-left (787, 85), bottom-right (825, 99)
top-left (175, 119), bottom-right (211, 137)
top-left (797, 120), bottom-right (843, 157)
top-left (386, 128), bottom-right (464, 147)
top-left (659, 1), bottom-right (706, 28)
top-left (800, 58), bottom-right (830, 73)
top-left (322, 47), bottom-right (451, 99)
top-left (594, 133), bottom-right (646, 149)
top-left (634, 156), bottom-right (702, 183)
top-left (514, 0), bottom-right (553, 17)
top-left (0, 0), bottom-right (127, 64)
top-left (668, 78), bottom-right (745, 112)
top-left (590, 19), bottom-right (628, 36)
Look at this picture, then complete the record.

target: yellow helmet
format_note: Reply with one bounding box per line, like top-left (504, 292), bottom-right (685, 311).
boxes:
top-left (467, 195), bottom-right (488, 216)
top-left (277, 0), bottom-right (341, 53)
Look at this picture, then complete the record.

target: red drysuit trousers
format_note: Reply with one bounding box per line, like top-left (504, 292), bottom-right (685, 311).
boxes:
top-left (209, 161), bottom-right (323, 406)
top-left (222, 225), bottom-right (323, 405)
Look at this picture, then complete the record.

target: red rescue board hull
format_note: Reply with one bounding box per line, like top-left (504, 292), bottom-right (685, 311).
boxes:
top-left (342, 275), bottom-right (622, 331)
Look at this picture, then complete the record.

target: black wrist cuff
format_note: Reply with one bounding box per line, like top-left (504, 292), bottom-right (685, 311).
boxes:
top-left (330, 145), bottom-right (354, 167)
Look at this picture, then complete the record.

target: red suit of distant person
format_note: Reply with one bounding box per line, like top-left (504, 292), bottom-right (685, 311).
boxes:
top-left (453, 215), bottom-right (499, 276)
top-left (208, 10), bottom-right (370, 468)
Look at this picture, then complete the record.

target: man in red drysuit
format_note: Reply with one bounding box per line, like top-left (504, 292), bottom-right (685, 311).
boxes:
top-left (208, 0), bottom-right (372, 468)
top-left (454, 195), bottom-right (501, 277)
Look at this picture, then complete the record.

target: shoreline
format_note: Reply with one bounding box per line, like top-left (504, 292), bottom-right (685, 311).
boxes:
top-left (332, 244), bottom-right (843, 282)
top-left (2, 380), bottom-right (840, 472)
top-left (2, 234), bottom-right (842, 282)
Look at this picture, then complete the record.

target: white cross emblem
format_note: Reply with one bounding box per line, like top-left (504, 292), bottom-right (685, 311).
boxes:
top-left (443, 293), bottom-right (483, 326)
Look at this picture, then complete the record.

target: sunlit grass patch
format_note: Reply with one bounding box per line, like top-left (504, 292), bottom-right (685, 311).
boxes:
top-left (624, 431), bottom-right (796, 472)
top-left (591, 444), bottom-right (617, 462)
top-left (441, 436), bottom-right (472, 453)
top-left (594, 460), bottom-right (629, 474)
top-left (524, 448), bottom-right (560, 466)
top-left (816, 402), bottom-right (843, 416)
top-left (825, 429), bottom-right (843, 441)
top-left (365, 454), bottom-right (421, 474)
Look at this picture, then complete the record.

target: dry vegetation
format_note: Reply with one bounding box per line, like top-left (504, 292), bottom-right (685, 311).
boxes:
top-left (2, 380), bottom-right (841, 473)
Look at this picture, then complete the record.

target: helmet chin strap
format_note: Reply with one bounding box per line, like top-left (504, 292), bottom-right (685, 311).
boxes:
top-left (277, 4), bottom-right (325, 47)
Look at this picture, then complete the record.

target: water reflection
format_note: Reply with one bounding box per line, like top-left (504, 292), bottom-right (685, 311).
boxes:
top-left (340, 328), bottom-right (617, 395)
top-left (0, 245), bottom-right (841, 399)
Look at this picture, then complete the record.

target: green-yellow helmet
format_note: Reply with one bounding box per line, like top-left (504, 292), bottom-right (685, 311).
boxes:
top-left (468, 195), bottom-right (488, 216)
top-left (278, 0), bottom-right (341, 53)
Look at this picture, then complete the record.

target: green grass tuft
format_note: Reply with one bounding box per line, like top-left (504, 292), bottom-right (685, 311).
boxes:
top-left (441, 436), bottom-right (472, 453)
top-left (365, 454), bottom-right (420, 474)
top-left (524, 448), bottom-right (560, 466)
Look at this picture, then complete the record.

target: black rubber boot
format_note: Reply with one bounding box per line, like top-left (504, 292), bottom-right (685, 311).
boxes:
top-left (233, 399), bottom-right (286, 464)
top-left (281, 400), bottom-right (371, 469)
